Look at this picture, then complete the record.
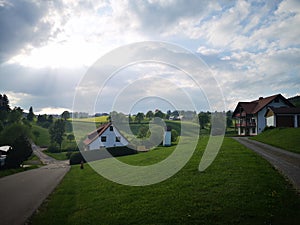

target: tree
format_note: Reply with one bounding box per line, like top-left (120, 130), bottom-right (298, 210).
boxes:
top-left (61, 111), bottom-right (70, 121)
top-left (146, 110), bottom-right (154, 119)
top-left (198, 111), bottom-right (211, 129)
top-left (226, 110), bottom-right (233, 128)
top-left (49, 119), bottom-right (65, 150)
top-left (0, 94), bottom-right (10, 111)
top-left (27, 106), bottom-right (35, 121)
top-left (67, 134), bottom-right (75, 142)
top-left (154, 109), bottom-right (165, 118)
top-left (4, 135), bottom-right (32, 168)
top-left (135, 112), bottom-right (145, 123)
top-left (137, 126), bottom-right (148, 138)
top-left (8, 107), bottom-right (23, 123)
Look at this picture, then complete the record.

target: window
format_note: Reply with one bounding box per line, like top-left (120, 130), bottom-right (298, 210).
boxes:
top-left (101, 136), bottom-right (107, 142)
top-left (115, 136), bottom-right (121, 142)
top-left (274, 98), bottom-right (279, 103)
top-left (252, 128), bottom-right (256, 134)
top-left (109, 126), bottom-right (113, 131)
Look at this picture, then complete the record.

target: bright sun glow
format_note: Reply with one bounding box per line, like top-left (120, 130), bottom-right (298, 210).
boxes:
top-left (7, 40), bottom-right (103, 69)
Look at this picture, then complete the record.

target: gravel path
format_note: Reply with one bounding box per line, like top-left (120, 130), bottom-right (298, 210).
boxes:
top-left (233, 137), bottom-right (300, 192)
top-left (0, 145), bottom-right (69, 225)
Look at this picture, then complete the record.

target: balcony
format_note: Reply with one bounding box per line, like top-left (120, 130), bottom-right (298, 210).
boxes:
top-left (236, 122), bottom-right (256, 127)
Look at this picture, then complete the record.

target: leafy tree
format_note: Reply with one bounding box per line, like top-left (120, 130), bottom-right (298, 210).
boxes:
top-left (48, 115), bottom-right (54, 123)
top-left (154, 109), bottom-right (165, 118)
top-left (4, 135), bottom-right (32, 168)
top-left (146, 110), bottom-right (154, 119)
top-left (27, 106), bottom-right (35, 121)
top-left (37, 114), bottom-right (51, 128)
top-left (226, 110), bottom-right (233, 128)
top-left (0, 123), bottom-right (31, 145)
top-left (0, 94), bottom-right (10, 111)
top-left (8, 107), bottom-right (23, 123)
top-left (67, 134), bottom-right (75, 142)
top-left (109, 111), bottom-right (127, 123)
top-left (49, 119), bottom-right (65, 150)
top-left (135, 112), bottom-right (145, 123)
top-left (198, 111), bottom-right (211, 129)
top-left (61, 111), bottom-right (70, 120)
top-left (137, 126), bottom-right (149, 138)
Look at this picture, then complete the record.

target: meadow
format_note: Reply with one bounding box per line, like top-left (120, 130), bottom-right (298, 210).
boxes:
top-left (30, 137), bottom-right (300, 225)
top-left (251, 127), bottom-right (300, 153)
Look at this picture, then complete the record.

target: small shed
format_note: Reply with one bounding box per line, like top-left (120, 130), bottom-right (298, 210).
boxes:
top-left (163, 126), bottom-right (172, 147)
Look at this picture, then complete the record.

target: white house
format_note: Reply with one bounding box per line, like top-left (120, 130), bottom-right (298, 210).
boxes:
top-left (232, 94), bottom-right (295, 135)
top-left (83, 122), bottom-right (129, 150)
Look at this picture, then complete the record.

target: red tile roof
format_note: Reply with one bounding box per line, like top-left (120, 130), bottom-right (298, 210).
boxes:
top-left (266, 106), bottom-right (300, 115)
top-left (83, 123), bottom-right (111, 146)
top-left (233, 94), bottom-right (295, 116)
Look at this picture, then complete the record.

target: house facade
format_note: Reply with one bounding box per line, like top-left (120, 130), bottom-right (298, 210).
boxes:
top-left (83, 122), bottom-right (129, 150)
top-left (232, 94), bottom-right (295, 136)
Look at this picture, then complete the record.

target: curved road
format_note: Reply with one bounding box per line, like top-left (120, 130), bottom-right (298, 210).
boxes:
top-left (0, 145), bottom-right (70, 225)
top-left (233, 137), bottom-right (300, 192)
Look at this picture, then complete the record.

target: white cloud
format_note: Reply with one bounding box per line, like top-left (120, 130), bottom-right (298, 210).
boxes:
top-left (0, 0), bottom-right (299, 113)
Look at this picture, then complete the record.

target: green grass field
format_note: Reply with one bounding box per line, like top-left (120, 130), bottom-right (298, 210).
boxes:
top-left (31, 137), bottom-right (300, 225)
top-left (251, 127), bottom-right (300, 154)
top-left (31, 124), bottom-right (51, 147)
top-left (70, 116), bottom-right (109, 123)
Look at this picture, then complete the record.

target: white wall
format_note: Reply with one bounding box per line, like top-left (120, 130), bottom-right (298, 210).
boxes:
top-left (163, 131), bottom-right (171, 146)
top-left (88, 125), bottom-right (128, 150)
top-left (266, 115), bottom-right (275, 127)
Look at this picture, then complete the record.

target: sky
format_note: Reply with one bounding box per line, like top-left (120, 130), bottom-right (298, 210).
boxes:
top-left (0, 0), bottom-right (299, 115)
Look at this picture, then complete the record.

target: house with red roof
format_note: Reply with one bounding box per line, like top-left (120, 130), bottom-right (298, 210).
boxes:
top-left (232, 94), bottom-right (298, 135)
top-left (83, 122), bottom-right (129, 150)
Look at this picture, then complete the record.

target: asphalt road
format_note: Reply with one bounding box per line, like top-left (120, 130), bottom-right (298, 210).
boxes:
top-left (233, 137), bottom-right (300, 192)
top-left (0, 145), bottom-right (69, 225)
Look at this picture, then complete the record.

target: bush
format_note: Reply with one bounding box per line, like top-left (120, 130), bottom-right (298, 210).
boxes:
top-left (69, 152), bottom-right (85, 165)
top-left (171, 129), bottom-right (179, 142)
top-left (47, 145), bottom-right (60, 153)
top-left (5, 135), bottom-right (32, 168)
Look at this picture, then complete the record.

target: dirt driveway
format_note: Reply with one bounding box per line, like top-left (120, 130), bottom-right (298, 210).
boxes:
top-left (233, 137), bottom-right (300, 192)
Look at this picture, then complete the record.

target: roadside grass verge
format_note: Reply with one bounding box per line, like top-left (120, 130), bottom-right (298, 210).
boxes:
top-left (31, 137), bottom-right (300, 225)
top-left (0, 165), bottom-right (39, 178)
top-left (251, 127), bottom-right (300, 154)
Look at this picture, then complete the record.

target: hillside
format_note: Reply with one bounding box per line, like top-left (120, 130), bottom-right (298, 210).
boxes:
top-left (251, 128), bottom-right (300, 154)
top-left (289, 95), bottom-right (300, 107)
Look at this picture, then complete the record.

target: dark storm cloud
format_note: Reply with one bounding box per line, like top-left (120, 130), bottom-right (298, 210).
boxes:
top-left (0, 0), bottom-right (53, 62)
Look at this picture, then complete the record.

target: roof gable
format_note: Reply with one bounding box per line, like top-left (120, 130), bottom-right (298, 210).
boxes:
top-left (233, 94), bottom-right (294, 117)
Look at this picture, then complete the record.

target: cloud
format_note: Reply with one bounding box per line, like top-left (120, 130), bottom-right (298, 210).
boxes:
top-left (0, 0), bottom-right (299, 113)
top-left (0, 0), bottom-right (58, 63)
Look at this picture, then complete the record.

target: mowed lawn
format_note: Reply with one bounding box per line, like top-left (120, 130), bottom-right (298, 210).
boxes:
top-left (31, 137), bottom-right (300, 225)
top-left (251, 127), bottom-right (300, 154)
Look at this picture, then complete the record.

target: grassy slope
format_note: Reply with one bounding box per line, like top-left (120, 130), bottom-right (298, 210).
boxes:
top-left (31, 137), bottom-right (300, 225)
top-left (251, 128), bottom-right (300, 154)
top-left (31, 124), bottom-right (51, 147)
